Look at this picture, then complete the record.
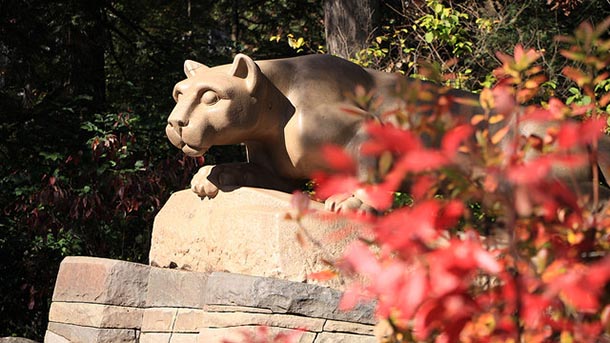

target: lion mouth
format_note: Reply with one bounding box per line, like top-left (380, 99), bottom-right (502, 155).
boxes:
top-left (182, 144), bottom-right (209, 157)
top-left (166, 124), bottom-right (209, 157)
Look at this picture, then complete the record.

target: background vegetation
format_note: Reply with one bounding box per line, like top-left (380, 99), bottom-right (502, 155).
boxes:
top-left (0, 0), bottom-right (608, 339)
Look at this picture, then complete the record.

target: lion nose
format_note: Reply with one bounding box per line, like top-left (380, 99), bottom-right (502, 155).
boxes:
top-left (168, 117), bottom-right (188, 128)
top-left (167, 108), bottom-right (189, 134)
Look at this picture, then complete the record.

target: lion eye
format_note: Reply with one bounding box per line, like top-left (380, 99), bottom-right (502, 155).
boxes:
top-left (173, 89), bottom-right (182, 102)
top-left (201, 90), bottom-right (220, 105)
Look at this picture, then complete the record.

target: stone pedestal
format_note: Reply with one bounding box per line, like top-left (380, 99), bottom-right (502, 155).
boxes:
top-left (150, 188), bottom-right (360, 288)
top-left (45, 188), bottom-right (375, 342)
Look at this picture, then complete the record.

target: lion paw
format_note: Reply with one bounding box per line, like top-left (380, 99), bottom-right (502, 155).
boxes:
top-left (191, 164), bottom-right (249, 198)
top-left (191, 165), bottom-right (221, 198)
top-left (324, 193), bottom-right (373, 213)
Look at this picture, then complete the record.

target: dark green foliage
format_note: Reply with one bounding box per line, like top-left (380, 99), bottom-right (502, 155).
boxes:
top-left (0, 0), bottom-right (322, 338)
top-left (355, 1), bottom-right (610, 95)
top-left (0, 0), bottom-right (608, 339)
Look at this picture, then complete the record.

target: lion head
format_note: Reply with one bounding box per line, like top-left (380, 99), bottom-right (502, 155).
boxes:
top-left (166, 54), bottom-right (264, 157)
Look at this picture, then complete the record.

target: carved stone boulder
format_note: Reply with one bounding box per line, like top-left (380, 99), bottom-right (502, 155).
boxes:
top-left (149, 187), bottom-right (360, 288)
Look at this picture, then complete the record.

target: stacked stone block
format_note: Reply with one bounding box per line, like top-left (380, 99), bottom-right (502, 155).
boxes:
top-left (45, 256), bottom-right (376, 343)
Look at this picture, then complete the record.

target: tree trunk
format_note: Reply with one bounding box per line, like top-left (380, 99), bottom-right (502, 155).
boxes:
top-left (231, 0), bottom-right (240, 44)
top-left (324, 0), bottom-right (379, 59)
top-left (66, 0), bottom-right (107, 110)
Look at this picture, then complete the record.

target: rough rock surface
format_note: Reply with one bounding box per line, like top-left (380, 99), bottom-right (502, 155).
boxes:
top-left (204, 272), bottom-right (375, 324)
top-left (52, 256), bottom-right (149, 306)
top-left (150, 187), bottom-right (361, 288)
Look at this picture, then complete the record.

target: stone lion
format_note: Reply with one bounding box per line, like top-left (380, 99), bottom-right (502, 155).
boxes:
top-left (166, 53), bottom-right (610, 210)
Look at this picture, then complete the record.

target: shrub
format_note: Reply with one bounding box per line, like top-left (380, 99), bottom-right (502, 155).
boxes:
top-left (298, 18), bottom-right (610, 342)
top-left (0, 108), bottom-right (198, 337)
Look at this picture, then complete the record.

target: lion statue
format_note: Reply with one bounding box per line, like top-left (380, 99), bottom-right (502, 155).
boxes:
top-left (166, 53), bottom-right (610, 211)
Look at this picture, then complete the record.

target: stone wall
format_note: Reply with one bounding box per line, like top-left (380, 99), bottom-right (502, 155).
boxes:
top-left (45, 256), bottom-right (376, 343)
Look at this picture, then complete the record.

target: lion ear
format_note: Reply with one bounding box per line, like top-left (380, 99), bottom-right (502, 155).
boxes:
top-left (184, 60), bottom-right (207, 78)
top-left (229, 54), bottom-right (260, 93)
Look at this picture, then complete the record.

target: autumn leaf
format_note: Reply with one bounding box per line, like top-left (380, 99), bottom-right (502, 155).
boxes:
top-left (362, 122), bottom-right (423, 155)
top-left (308, 270), bottom-right (337, 281)
top-left (513, 44), bottom-right (542, 69)
top-left (441, 124), bottom-right (473, 157)
top-left (491, 126), bottom-right (510, 145)
top-left (556, 122), bottom-right (580, 148)
top-left (355, 183), bottom-right (395, 211)
top-left (411, 174), bottom-right (438, 201)
top-left (395, 265), bottom-right (428, 320)
top-left (507, 155), bottom-right (587, 185)
top-left (543, 258), bottom-right (610, 313)
top-left (471, 114), bottom-right (486, 126)
top-left (492, 84), bottom-right (517, 115)
top-left (578, 117), bottom-right (607, 144)
top-left (394, 149), bottom-right (449, 173)
top-left (521, 294), bottom-right (552, 328)
top-left (435, 200), bottom-right (464, 231)
top-left (339, 282), bottom-right (367, 311)
top-left (321, 144), bottom-right (356, 173)
top-left (290, 191), bottom-right (311, 218)
top-left (376, 200), bottom-right (442, 249)
top-left (313, 172), bottom-right (360, 200)
top-left (562, 66), bottom-right (591, 87)
top-left (555, 118), bottom-right (606, 150)
top-left (343, 241), bottom-right (381, 276)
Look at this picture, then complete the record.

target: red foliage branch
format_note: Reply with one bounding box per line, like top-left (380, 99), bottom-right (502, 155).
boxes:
top-left (298, 22), bottom-right (610, 343)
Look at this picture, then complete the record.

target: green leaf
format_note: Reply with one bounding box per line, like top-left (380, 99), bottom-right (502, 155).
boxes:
top-left (434, 3), bottom-right (443, 13)
top-left (296, 37), bottom-right (305, 48)
top-left (424, 32), bottom-right (434, 43)
top-left (39, 151), bottom-right (62, 161)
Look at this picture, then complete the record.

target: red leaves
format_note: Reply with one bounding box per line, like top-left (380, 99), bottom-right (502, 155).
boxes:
top-left (362, 121), bottom-right (423, 155)
top-left (313, 172), bottom-right (359, 201)
top-left (556, 117), bottom-right (607, 148)
top-left (321, 145), bottom-right (357, 173)
top-left (344, 241), bottom-right (382, 276)
top-left (310, 41), bottom-right (610, 342)
top-left (394, 149), bottom-right (449, 173)
top-left (428, 239), bottom-right (501, 294)
top-left (374, 199), bottom-right (464, 253)
top-left (544, 257), bottom-right (610, 314)
top-left (563, 66), bottom-right (592, 88)
top-left (375, 200), bottom-right (444, 250)
top-left (441, 124), bottom-right (473, 156)
top-left (513, 44), bottom-right (543, 68)
top-left (307, 270), bottom-right (337, 281)
top-left (341, 226), bottom-right (502, 341)
top-left (494, 44), bottom-right (542, 76)
top-left (222, 326), bottom-right (303, 343)
top-left (315, 121), bottom-right (470, 211)
top-left (328, 118), bottom-right (608, 341)
top-left (506, 154), bottom-right (588, 185)
top-left (354, 183), bottom-right (396, 211)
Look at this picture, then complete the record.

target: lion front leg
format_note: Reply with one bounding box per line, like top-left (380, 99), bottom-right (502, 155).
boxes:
top-left (190, 165), bottom-right (223, 198)
top-left (190, 162), bottom-right (302, 198)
